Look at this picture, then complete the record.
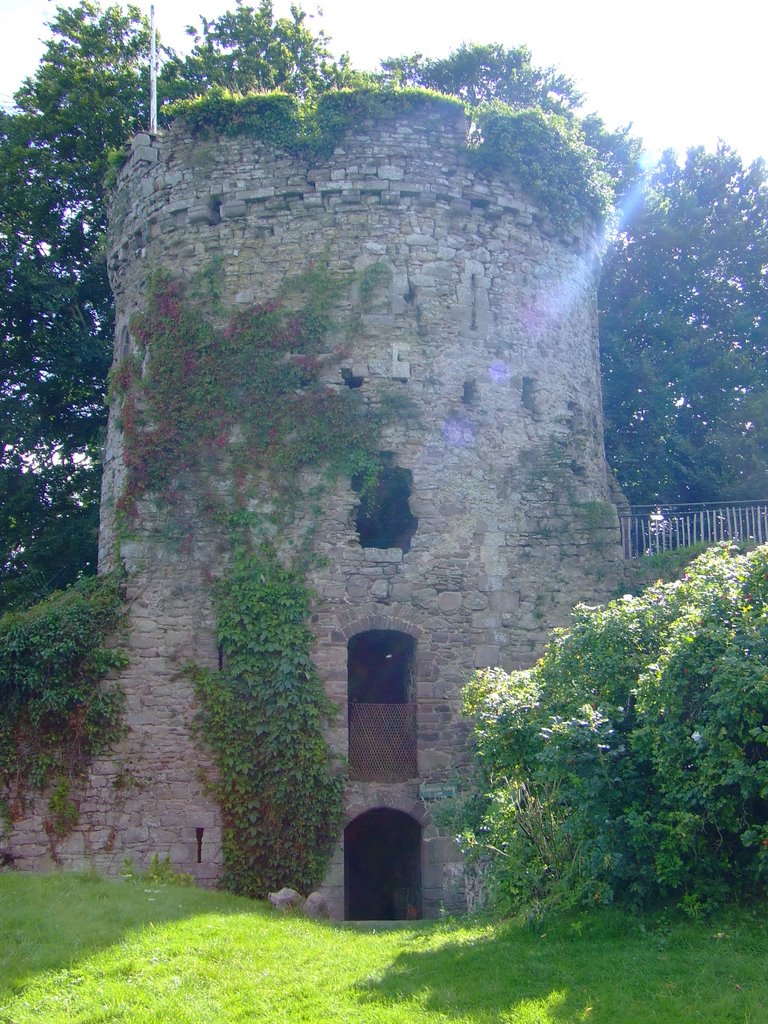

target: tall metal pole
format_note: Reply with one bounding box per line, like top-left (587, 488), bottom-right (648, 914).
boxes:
top-left (149, 4), bottom-right (157, 134)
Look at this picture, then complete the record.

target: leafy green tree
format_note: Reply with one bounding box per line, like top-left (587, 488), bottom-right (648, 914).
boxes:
top-left (381, 42), bottom-right (583, 114)
top-left (600, 147), bottom-right (768, 503)
top-left (0, 2), bottom-right (152, 610)
top-left (460, 544), bottom-right (768, 917)
top-left (159, 0), bottom-right (356, 103)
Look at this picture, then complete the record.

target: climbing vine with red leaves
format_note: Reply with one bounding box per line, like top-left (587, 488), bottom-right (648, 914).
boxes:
top-left (110, 265), bottom-right (384, 895)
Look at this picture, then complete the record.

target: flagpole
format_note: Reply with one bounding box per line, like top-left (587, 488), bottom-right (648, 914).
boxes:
top-left (149, 4), bottom-right (157, 133)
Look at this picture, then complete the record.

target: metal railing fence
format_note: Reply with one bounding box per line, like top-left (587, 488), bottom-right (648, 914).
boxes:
top-left (619, 500), bottom-right (768, 558)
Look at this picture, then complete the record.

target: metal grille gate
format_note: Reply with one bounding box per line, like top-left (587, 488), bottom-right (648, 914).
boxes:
top-left (348, 702), bottom-right (417, 782)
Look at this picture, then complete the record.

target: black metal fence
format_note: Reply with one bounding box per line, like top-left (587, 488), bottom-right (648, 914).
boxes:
top-left (619, 501), bottom-right (768, 558)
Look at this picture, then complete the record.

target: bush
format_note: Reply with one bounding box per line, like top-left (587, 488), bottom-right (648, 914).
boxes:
top-left (0, 574), bottom-right (126, 830)
top-left (460, 544), bottom-right (768, 916)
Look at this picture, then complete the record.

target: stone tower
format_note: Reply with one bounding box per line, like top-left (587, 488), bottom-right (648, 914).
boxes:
top-left (8, 96), bottom-right (626, 917)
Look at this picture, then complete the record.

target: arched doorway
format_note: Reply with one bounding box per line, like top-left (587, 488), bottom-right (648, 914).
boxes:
top-left (347, 630), bottom-right (417, 781)
top-left (344, 808), bottom-right (422, 920)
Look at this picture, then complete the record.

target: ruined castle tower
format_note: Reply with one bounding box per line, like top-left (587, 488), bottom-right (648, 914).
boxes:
top-left (8, 98), bottom-right (625, 917)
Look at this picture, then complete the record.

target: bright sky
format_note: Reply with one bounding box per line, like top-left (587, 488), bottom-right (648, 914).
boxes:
top-left (1, 0), bottom-right (766, 163)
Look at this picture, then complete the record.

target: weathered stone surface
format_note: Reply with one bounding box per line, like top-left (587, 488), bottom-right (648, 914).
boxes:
top-left (8, 106), bottom-right (627, 922)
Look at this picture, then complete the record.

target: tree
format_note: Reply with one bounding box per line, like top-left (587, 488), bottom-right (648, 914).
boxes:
top-left (381, 42), bottom-right (583, 114)
top-left (159, 0), bottom-right (356, 103)
top-left (600, 147), bottom-right (768, 504)
top-left (460, 544), bottom-right (768, 916)
top-left (0, 2), bottom-right (152, 610)
top-left (0, 1), bottom-right (352, 612)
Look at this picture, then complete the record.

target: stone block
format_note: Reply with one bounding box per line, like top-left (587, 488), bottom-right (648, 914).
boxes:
top-left (473, 645), bottom-right (502, 668)
top-left (188, 205), bottom-right (214, 225)
top-left (377, 165), bottom-right (404, 181)
top-left (221, 201), bottom-right (247, 219)
top-left (437, 591), bottom-right (462, 612)
top-left (390, 582), bottom-right (412, 602)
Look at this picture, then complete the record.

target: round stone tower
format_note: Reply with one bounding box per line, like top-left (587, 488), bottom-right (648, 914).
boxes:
top-left (9, 96), bottom-right (626, 916)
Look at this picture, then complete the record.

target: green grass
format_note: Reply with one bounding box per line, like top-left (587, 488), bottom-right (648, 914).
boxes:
top-left (1, 872), bottom-right (766, 1023)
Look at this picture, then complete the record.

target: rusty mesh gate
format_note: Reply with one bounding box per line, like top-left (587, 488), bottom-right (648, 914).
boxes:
top-left (348, 702), bottom-right (417, 781)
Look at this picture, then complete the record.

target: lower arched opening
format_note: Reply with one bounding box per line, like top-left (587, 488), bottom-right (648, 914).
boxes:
top-left (344, 808), bottom-right (422, 920)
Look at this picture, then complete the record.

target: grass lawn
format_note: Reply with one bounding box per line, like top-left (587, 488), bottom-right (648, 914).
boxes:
top-left (1, 871), bottom-right (766, 1023)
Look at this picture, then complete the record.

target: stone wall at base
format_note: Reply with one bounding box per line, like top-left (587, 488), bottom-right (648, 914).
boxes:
top-left (6, 101), bottom-right (626, 916)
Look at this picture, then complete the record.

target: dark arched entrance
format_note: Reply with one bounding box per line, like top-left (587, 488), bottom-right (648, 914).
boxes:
top-left (344, 808), bottom-right (422, 920)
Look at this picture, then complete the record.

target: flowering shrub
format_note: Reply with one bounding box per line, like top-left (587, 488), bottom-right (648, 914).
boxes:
top-left (461, 544), bottom-right (768, 916)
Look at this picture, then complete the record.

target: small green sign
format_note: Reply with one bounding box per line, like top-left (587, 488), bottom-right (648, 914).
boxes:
top-left (419, 782), bottom-right (458, 801)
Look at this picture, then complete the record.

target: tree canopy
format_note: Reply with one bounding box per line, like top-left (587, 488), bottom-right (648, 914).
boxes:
top-left (0, 2), bottom-right (151, 610)
top-left (159, 0), bottom-right (358, 102)
top-left (600, 146), bottom-right (768, 504)
top-left (381, 42), bottom-right (583, 113)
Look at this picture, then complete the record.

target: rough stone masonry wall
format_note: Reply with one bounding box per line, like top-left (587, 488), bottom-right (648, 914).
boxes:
top-left (8, 103), bottom-right (626, 916)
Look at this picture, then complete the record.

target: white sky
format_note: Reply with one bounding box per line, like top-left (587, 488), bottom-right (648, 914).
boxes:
top-left (1, 0), bottom-right (766, 163)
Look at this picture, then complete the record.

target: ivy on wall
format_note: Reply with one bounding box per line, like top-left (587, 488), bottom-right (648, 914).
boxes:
top-left (472, 103), bottom-right (613, 228)
top-left (112, 268), bottom-right (381, 524)
top-left (189, 542), bottom-right (343, 897)
top-left (0, 574), bottom-right (126, 834)
top-left (114, 267), bottom-right (383, 895)
top-left (165, 86), bottom-right (462, 161)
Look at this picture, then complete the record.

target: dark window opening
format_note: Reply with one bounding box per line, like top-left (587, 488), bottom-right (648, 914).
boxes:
top-left (341, 367), bottom-right (365, 388)
top-left (352, 457), bottom-right (417, 551)
top-left (462, 379), bottom-right (478, 405)
top-left (208, 196), bottom-right (222, 224)
top-left (348, 630), bottom-right (417, 781)
top-left (348, 630), bottom-right (415, 704)
top-left (345, 809), bottom-right (421, 920)
top-left (522, 375), bottom-right (538, 413)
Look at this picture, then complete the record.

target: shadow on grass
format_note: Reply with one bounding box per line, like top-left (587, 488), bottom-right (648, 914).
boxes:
top-left (0, 870), bottom-right (260, 999)
top-left (353, 908), bottom-right (768, 1023)
top-left (353, 919), bottom-right (595, 1023)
